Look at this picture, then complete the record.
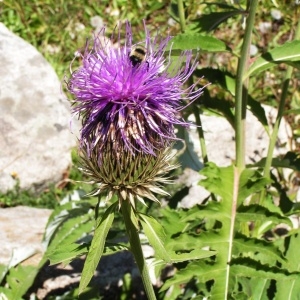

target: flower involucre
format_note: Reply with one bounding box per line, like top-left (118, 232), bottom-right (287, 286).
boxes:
top-left (79, 142), bottom-right (176, 207)
top-left (67, 22), bottom-right (204, 157)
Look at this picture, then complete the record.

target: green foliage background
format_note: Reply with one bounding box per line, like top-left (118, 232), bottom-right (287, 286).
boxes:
top-left (0, 0), bottom-right (300, 299)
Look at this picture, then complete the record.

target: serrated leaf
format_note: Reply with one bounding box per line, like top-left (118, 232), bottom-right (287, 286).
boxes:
top-left (199, 163), bottom-right (235, 211)
top-left (47, 243), bottom-right (89, 266)
top-left (160, 207), bottom-right (190, 236)
top-left (167, 231), bottom-right (227, 252)
top-left (168, 33), bottom-right (229, 52)
top-left (46, 213), bottom-right (93, 255)
top-left (43, 200), bottom-right (93, 248)
top-left (181, 201), bottom-right (230, 222)
top-left (230, 257), bottom-right (300, 280)
top-left (244, 41), bottom-right (300, 79)
top-left (139, 214), bottom-right (171, 262)
top-left (6, 265), bottom-right (38, 299)
top-left (103, 243), bottom-right (129, 255)
top-left (160, 260), bottom-right (226, 292)
top-left (79, 201), bottom-right (117, 295)
top-left (198, 164), bottom-right (237, 298)
top-left (236, 204), bottom-right (292, 226)
top-left (275, 233), bottom-right (300, 299)
top-left (238, 169), bottom-right (271, 204)
top-left (233, 235), bottom-right (285, 265)
top-left (169, 249), bottom-right (216, 263)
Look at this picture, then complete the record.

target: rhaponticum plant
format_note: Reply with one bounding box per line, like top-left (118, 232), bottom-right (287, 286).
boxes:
top-left (65, 21), bottom-right (207, 298)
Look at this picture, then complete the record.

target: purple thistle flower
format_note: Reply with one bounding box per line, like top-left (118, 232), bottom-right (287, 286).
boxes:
top-left (67, 22), bottom-right (204, 156)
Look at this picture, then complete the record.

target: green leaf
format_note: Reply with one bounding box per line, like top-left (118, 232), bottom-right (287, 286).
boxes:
top-left (181, 201), bottom-right (230, 222)
top-left (167, 231), bottom-right (227, 252)
top-left (275, 233), bottom-right (300, 299)
top-left (169, 249), bottom-right (216, 263)
top-left (230, 257), bottom-right (300, 280)
top-left (46, 213), bottom-right (94, 257)
top-left (79, 201), bottom-right (118, 295)
top-left (198, 164), bottom-right (237, 298)
top-left (233, 235), bottom-right (286, 265)
top-left (43, 199), bottom-right (93, 248)
top-left (238, 169), bottom-right (271, 205)
top-left (160, 207), bottom-right (190, 236)
top-left (247, 97), bottom-right (269, 132)
top-left (0, 287), bottom-right (14, 299)
top-left (195, 68), bottom-right (236, 95)
top-left (0, 264), bottom-right (8, 283)
top-left (250, 151), bottom-right (300, 171)
top-left (247, 278), bottom-right (270, 300)
top-left (160, 260), bottom-right (226, 292)
top-left (284, 108), bottom-right (300, 115)
top-left (6, 265), bottom-right (39, 300)
top-left (167, 33), bottom-right (229, 53)
top-left (236, 204), bottom-right (292, 226)
top-left (47, 243), bottom-right (89, 266)
top-left (190, 10), bottom-right (243, 33)
top-left (244, 41), bottom-right (300, 79)
top-left (139, 214), bottom-right (171, 262)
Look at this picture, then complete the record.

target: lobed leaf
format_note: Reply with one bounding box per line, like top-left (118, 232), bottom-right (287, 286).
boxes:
top-left (236, 204), bottom-right (292, 226)
top-left (169, 249), bottom-right (216, 263)
top-left (230, 257), bottom-right (300, 280)
top-left (233, 235), bottom-right (286, 265)
top-left (238, 169), bottom-right (271, 205)
top-left (6, 265), bottom-right (39, 300)
top-left (47, 243), bottom-right (89, 266)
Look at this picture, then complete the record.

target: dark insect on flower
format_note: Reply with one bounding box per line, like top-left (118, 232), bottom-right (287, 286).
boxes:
top-left (129, 45), bottom-right (147, 67)
top-left (67, 21), bottom-right (205, 159)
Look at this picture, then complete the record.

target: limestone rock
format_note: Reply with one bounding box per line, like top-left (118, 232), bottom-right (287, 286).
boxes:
top-left (0, 206), bottom-right (52, 266)
top-left (189, 105), bottom-right (293, 167)
top-left (0, 23), bottom-right (77, 194)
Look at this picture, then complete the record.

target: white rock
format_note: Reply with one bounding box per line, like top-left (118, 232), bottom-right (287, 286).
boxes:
top-left (0, 23), bottom-right (77, 193)
top-left (189, 105), bottom-right (293, 167)
top-left (0, 206), bottom-right (52, 266)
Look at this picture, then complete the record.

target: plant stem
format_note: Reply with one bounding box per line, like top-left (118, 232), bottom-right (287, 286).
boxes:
top-left (177, 0), bottom-right (209, 163)
top-left (121, 200), bottom-right (156, 300)
top-left (177, 0), bottom-right (186, 32)
top-left (235, 0), bottom-right (259, 171)
top-left (259, 19), bottom-right (300, 204)
top-left (192, 103), bottom-right (209, 163)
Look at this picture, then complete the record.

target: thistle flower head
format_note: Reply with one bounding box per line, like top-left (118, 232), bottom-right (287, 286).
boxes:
top-left (67, 21), bottom-right (204, 157)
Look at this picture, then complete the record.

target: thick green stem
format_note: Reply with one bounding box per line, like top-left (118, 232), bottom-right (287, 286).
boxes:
top-left (235, 0), bottom-right (259, 171)
top-left (259, 20), bottom-right (300, 204)
top-left (121, 200), bottom-right (156, 300)
top-left (177, 0), bottom-right (186, 32)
